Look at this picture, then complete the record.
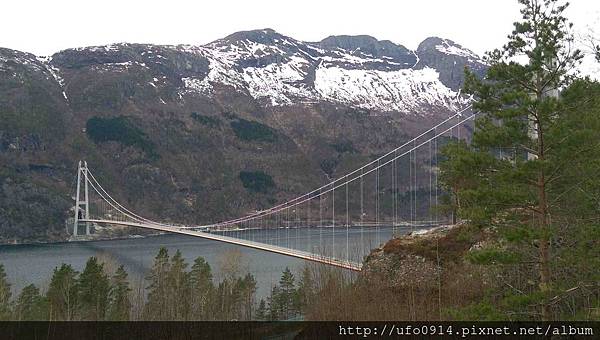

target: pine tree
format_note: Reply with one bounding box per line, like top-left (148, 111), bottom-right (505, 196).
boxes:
top-left (0, 264), bottom-right (11, 320)
top-left (108, 265), bottom-right (131, 321)
top-left (144, 247), bottom-right (170, 320)
top-left (168, 250), bottom-right (190, 320)
top-left (296, 266), bottom-right (314, 314)
top-left (441, 0), bottom-right (589, 320)
top-left (78, 257), bottom-right (110, 320)
top-left (256, 298), bottom-right (267, 320)
top-left (437, 141), bottom-right (484, 224)
top-left (189, 256), bottom-right (214, 320)
top-left (213, 250), bottom-right (250, 320)
top-left (215, 278), bottom-right (242, 320)
top-left (238, 273), bottom-right (257, 320)
top-left (276, 267), bottom-right (297, 320)
top-left (267, 285), bottom-right (280, 320)
top-left (14, 284), bottom-right (47, 320)
top-left (546, 79), bottom-right (600, 318)
top-left (47, 264), bottom-right (78, 320)
top-left (592, 36), bottom-right (600, 62)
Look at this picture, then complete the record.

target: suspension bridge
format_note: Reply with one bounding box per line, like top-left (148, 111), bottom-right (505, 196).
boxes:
top-left (71, 106), bottom-right (476, 272)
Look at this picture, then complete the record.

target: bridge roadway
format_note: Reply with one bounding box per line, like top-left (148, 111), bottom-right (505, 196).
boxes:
top-left (80, 219), bottom-right (363, 271)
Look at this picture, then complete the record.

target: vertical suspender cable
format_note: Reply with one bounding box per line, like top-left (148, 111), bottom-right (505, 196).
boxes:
top-left (376, 160), bottom-right (380, 246)
top-left (308, 197), bottom-right (311, 253)
top-left (346, 175), bottom-right (349, 263)
top-left (435, 127), bottom-right (438, 225)
top-left (429, 139), bottom-right (433, 225)
top-left (332, 182), bottom-right (335, 259)
top-left (409, 147), bottom-right (413, 231)
top-left (360, 168), bottom-right (364, 257)
top-left (457, 113), bottom-right (461, 140)
top-left (393, 150), bottom-right (397, 236)
top-left (319, 189), bottom-right (323, 254)
top-left (413, 139), bottom-right (417, 229)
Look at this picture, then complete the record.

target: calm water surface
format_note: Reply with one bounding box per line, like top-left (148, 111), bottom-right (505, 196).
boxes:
top-left (0, 226), bottom-right (423, 298)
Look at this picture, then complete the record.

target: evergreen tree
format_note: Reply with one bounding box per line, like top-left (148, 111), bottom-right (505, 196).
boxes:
top-left (545, 79), bottom-right (600, 318)
top-left (238, 273), bottom-right (257, 320)
top-left (296, 266), bottom-right (314, 314)
top-left (47, 264), bottom-right (78, 320)
top-left (0, 264), bottom-right (11, 320)
top-left (189, 257), bottom-right (214, 320)
top-left (275, 267), bottom-right (297, 320)
top-left (78, 257), bottom-right (110, 320)
top-left (440, 0), bottom-right (593, 320)
top-left (267, 285), bottom-right (280, 320)
top-left (256, 298), bottom-right (267, 320)
top-left (14, 284), bottom-right (47, 320)
top-left (215, 278), bottom-right (242, 320)
top-left (107, 265), bottom-right (131, 321)
top-left (144, 247), bottom-right (171, 320)
top-left (437, 141), bottom-right (483, 224)
top-left (592, 35), bottom-right (600, 62)
top-left (168, 250), bottom-right (190, 320)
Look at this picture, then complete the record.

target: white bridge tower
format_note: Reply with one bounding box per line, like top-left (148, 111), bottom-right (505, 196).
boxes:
top-left (73, 160), bottom-right (91, 236)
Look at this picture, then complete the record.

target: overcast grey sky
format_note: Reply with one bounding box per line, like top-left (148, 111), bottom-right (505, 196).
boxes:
top-left (2, 0), bottom-right (599, 56)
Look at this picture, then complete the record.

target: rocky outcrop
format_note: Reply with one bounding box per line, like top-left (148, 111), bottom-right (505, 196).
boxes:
top-left (361, 246), bottom-right (442, 288)
top-left (360, 224), bottom-right (486, 289)
top-left (318, 34), bottom-right (417, 71)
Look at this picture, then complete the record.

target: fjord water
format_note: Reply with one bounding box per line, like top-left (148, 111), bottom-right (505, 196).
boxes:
top-left (0, 226), bottom-right (419, 298)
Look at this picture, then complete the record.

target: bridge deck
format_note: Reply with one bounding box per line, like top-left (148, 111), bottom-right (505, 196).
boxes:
top-left (80, 219), bottom-right (363, 271)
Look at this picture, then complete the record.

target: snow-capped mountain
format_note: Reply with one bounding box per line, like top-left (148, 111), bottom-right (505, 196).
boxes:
top-left (2, 29), bottom-right (486, 116)
top-left (173, 29), bottom-right (485, 113)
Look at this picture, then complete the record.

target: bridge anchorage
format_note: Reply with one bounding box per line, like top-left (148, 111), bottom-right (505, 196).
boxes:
top-left (70, 106), bottom-right (476, 271)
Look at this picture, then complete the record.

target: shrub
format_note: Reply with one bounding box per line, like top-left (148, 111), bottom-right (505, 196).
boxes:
top-left (230, 119), bottom-right (277, 142)
top-left (320, 159), bottom-right (338, 177)
top-left (331, 141), bottom-right (357, 154)
top-left (239, 171), bottom-right (275, 193)
top-left (86, 116), bottom-right (157, 158)
top-left (191, 112), bottom-right (221, 128)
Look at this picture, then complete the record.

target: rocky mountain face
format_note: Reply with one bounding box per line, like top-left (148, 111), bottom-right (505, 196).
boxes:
top-left (0, 29), bottom-right (486, 243)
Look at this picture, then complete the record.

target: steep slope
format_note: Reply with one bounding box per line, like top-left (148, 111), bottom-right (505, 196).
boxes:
top-left (415, 37), bottom-right (487, 91)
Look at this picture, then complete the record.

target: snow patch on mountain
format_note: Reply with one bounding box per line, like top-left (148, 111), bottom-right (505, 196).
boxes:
top-left (435, 39), bottom-right (481, 61)
top-left (320, 52), bottom-right (406, 67)
top-left (173, 33), bottom-right (484, 113)
top-left (181, 77), bottom-right (209, 94)
top-left (314, 66), bottom-right (464, 113)
top-left (177, 45), bottom-right (248, 93)
top-left (243, 56), bottom-right (317, 105)
top-left (179, 45), bottom-right (468, 112)
top-left (72, 44), bottom-right (123, 53)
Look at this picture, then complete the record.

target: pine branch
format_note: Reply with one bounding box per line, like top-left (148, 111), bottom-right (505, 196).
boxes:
top-left (518, 144), bottom-right (539, 156)
top-left (548, 283), bottom-right (600, 306)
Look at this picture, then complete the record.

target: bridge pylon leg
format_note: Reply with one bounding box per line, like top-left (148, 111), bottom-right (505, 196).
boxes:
top-left (73, 161), bottom-right (91, 237)
top-left (84, 161), bottom-right (90, 235)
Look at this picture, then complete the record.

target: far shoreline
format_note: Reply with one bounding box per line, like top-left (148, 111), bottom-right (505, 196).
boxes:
top-left (0, 232), bottom-right (166, 248)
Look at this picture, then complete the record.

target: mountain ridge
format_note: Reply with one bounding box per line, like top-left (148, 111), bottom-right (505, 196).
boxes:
top-left (5, 29), bottom-right (486, 113)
